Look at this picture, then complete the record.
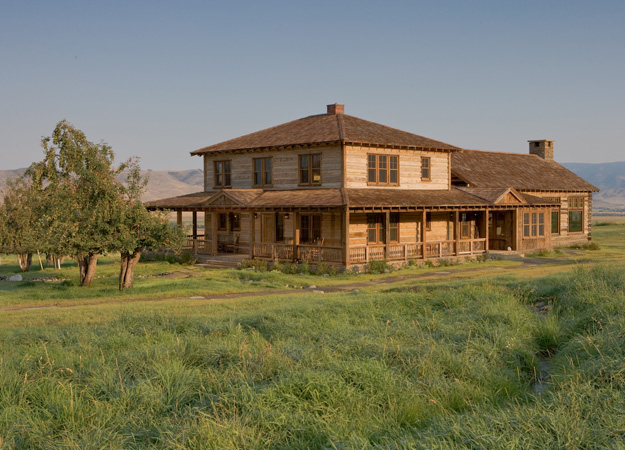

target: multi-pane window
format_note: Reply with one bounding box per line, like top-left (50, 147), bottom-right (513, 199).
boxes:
top-left (300, 215), bottom-right (321, 243)
top-left (299, 154), bottom-right (321, 185)
top-left (551, 211), bottom-right (560, 234)
top-left (421, 156), bottom-right (431, 180)
top-left (426, 212), bottom-right (432, 231)
top-left (460, 213), bottom-right (470, 239)
top-left (253, 157), bottom-right (272, 187)
top-left (568, 197), bottom-right (584, 233)
top-left (523, 212), bottom-right (545, 238)
top-left (275, 213), bottom-right (285, 242)
top-left (367, 214), bottom-right (385, 244)
top-left (218, 213), bottom-right (228, 231)
top-left (367, 154), bottom-right (398, 185)
top-left (214, 161), bottom-right (231, 188)
top-left (390, 214), bottom-right (399, 243)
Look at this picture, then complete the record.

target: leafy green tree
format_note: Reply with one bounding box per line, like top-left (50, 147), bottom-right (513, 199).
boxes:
top-left (26, 120), bottom-right (184, 288)
top-left (0, 178), bottom-right (41, 271)
top-left (27, 120), bottom-right (125, 286)
top-left (116, 164), bottom-right (184, 290)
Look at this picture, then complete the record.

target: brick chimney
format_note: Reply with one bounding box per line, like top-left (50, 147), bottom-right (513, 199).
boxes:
top-left (528, 140), bottom-right (554, 160)
top-left (327, 103), bottom-right (344, 115)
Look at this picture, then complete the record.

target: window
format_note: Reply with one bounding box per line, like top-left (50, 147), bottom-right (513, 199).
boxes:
top-left (367, 214), bottom-right (385, 244)
top-left (299, 154), bottom-right (321, 185)
top-left (253, 157), bottom-right (272, 187)
top-left (551, 211), bottom-right (560, 234)
top-left (390, 214), bottom-right (399, 243)
top-left (229, 213), bottom-right (241, 231)
top-left (367, 154), bottom-right (398, 185)
top-left (421, 156), bottom-right (431, 181)
top-left (218, 213), bottom-right (228, 231)
top-left (523, 211), bottom-right (545, 237)
top-left (300, 215), bottom-right (321, 243)
top-left (275, 213), bottom-right (285, 242)
top-left (568, 197), bottom-right (584, 233)
top-left (214, 161), bottom-right (231, 188)
top-left (460, 213), bottom-right (470, 239)
top-left (426, 212), bottom-right (432, 231)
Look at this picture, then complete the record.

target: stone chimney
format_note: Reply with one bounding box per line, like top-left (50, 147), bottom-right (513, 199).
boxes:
top-left (528, 140), bottom-right (554, 160)
top-left (327, 103), bottom-right (344, 115)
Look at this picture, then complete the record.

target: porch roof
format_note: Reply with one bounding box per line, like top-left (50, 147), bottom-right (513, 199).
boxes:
top-left (146, 187), bottom-right (559, 211)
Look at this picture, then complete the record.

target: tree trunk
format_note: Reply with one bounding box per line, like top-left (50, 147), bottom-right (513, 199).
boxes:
top-left (119, 250), bottom-right (142, 290)
top-left (17, 253), bottom-right (32, 272)
top-left (76, 253), bottom-right (98, 287)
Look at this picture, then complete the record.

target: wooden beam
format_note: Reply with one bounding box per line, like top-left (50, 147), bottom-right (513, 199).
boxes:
top-left (211, 212), bottom-right (218, 256)
top-left (422, 209), bottom-right (427, 261)
top-left (293, 211), bottom-right (300, 262)
top-left (485, 208), bottom-right (490, 252)
top-left (385, 211), bottom-right (391, 260)
top-left (455, 210), bottom-right (460, 256)
top-left (249, 211), bottom-right (255, 259)
top-left (176, 210), bottom-right (182, 228)
top-left (343, 207), bottom-right (350, 267)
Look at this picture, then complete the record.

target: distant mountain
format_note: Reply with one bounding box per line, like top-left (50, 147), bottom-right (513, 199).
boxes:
top-left (563, 162), bottom-right (625, 211)
top-left (0, 168), bottom-right (204, 201)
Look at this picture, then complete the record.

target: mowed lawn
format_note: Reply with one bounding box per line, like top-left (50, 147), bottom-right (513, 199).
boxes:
top-left (1, 220), bottom-right (624, 449)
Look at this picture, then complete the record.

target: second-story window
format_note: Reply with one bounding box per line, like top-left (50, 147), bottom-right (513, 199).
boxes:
top-left (421, 156), bottom-right (431, 181)
top-left (367, 154), bottom-right (398, 185)
top-left (214, 160), bottom-right (231, 188)
top-left (299, 154), bottom-right (321, 185)
top-left (253, 157), bottom-right (272, 187)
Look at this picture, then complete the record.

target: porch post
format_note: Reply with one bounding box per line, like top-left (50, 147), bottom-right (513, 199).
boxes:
top-left (176, 210), bottom-right (182, 228)
top-left (343, 207), bottom-right (350, 267)
top-left (204, 212), bottom-right (210, 253)
top-left (249, 211), bottom-right (255, 259)
top-left (211, 211), bottom-right (218, 256)
top-left (385, 211), bottom-right (391, 260)
top-left (513, 209), bottom-right (520, 251)
top-left (192, 211), bottom-right (198, 253)
top-left (485, 208), bottom-right (490, 252)
top-left (455, 210), bottom-right (460, 256)
top-left (422, 209), bottom-right (427, 261)
top-left (293, 211), bottom-right (300, 262)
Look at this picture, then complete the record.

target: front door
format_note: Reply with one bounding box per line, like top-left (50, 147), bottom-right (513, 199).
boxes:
top-left (489, 211), bottom-right (514, 250)
top-left (262, 213), bottom-right (275, 243)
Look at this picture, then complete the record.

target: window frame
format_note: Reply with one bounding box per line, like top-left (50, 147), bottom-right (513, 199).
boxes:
top-left (229, 212), bottom-right (241, 231)
top-left (523, 211), bottom-right (545, 238)
top-left (300, 214), bottom-right (322, 244)
top-left (551, 210), bottom-right (560, 234)
top-left (213, 160), bottom-right (232, 188)
top-left (298, 154), bottom-right (322, 186)
top-left (421, 156), bottom-right (431, 181)
top-left (390, 213), bottom-right (400, 243)
top-left (568, 197), bottom-right (584, 233)
top-left (367, 214), bottom-right (385, 244)
top-left (218, 213), bottom-right (228, 231)
top-left (253, 157), bottom-right (273, 188)
top-left (367, 154), bottom-right (399, 186)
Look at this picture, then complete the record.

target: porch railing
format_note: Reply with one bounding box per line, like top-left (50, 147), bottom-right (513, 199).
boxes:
top-left (253, 243), bottom-right (344, 264)
top-left (183, 235), bottom-right (213, 255)
top-left (349, 238), bottom-right (486, 264)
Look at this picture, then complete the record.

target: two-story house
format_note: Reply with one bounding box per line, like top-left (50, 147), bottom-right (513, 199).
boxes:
top-left (147, 104), bottom-right (598, 267)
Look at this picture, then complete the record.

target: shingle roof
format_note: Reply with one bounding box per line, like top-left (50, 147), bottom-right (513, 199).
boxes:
top-left (343, 188), bottom-right (489, 208)
top-left (191, 112), bottom-right (460, 155)
top-left (452, 150), bottom-right (599, 192)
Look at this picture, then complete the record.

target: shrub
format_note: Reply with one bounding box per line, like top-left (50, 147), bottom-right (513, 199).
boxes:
top-left (424, 260), bottom-right (435, 268)
top-left (282, 263), bottom-right (298, 274)
top-left (366, 259), bottom-right (393, 274)
top-left (238, 259), bottom-right (268, 272)
top-left (297, 262), bottom-right (311, 274)
top-left (177, 252), bottom-right (197, 265)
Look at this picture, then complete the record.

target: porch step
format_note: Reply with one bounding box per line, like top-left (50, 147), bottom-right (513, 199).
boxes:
top-left (194, 254), bottom-right (248, 269)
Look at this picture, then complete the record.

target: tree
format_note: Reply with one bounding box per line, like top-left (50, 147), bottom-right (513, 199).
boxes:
top-left (115, 164), bottom-right (185, 290)
top-left (0, 179), bottom-right (41, 272)
top-left (26, 120), bottom-right (184, 288)
top-left (27, 120), bottom-right (130, 286)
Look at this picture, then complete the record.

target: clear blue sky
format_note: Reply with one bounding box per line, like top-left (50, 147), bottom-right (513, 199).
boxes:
top-left (2, 0), bottom-right (624, 170)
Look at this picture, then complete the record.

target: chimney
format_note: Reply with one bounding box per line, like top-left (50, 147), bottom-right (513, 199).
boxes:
top-left (327, 103), bottom-right (344, 115)
top-left (528, 139), bottom-right (554, 160)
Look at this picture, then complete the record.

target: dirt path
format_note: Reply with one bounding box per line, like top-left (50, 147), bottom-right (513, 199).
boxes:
top-left (1, 255), bottom-right (577, 313)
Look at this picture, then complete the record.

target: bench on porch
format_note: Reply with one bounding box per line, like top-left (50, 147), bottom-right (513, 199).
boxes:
top-left (218, 235), bottom-right (239, 253)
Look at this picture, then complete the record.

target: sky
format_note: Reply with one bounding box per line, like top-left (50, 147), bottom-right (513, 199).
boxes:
top-left (2, 0), bottom-right (624, 171)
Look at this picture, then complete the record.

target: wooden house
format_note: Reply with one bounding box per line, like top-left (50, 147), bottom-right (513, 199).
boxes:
top-left (147, 104), bottom-right (598, 267)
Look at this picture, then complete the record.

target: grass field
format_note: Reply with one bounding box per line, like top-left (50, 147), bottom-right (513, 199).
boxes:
top-left (1, 219), bottom-right (624, 449)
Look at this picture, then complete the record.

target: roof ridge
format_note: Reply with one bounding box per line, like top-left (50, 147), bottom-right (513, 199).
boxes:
top-left (336, 114), bottom-right (345, 141)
